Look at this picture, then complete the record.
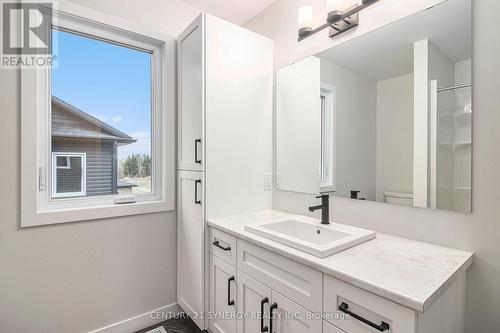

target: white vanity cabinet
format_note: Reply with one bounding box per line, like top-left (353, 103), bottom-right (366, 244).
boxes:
top-left (271, 290), bottom-right (323, 333)
top-left (236, 270), bottom-right (271, 333)
top-left (178, 16), bottom-right (204, 172)
top-left (208, 224), bottom-right (471, 333)
top-left (177, 13), bottom-right (273, 330)
top-left (177, 170), bottom-right (204, 328)
top-left (209, 255), bottom-right (237, 333)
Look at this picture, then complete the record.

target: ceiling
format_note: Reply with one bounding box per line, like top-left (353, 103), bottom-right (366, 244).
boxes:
top-left (317, 0), bottom-right (471, 81)
top-left (181, 0), bottom-right (277, 25)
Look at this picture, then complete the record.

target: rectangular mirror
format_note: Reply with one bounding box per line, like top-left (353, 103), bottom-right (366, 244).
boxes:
top-left (275, 0), bottom-right (472, 213)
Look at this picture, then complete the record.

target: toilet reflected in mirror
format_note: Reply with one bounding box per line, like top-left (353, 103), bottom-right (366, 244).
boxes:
top-left (275, 0), bottom-right (472, 213)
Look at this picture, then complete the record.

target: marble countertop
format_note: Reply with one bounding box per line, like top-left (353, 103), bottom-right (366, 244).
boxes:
top-left (207, 210), bottom-right (474, 313)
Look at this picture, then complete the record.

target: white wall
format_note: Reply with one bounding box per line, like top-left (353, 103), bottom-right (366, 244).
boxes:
top-left (376, 74), bottom-right (414, 201)
top-left (320, 58), bottom-right (377, 200)
top-left (456, 59), bottom-right (472, 85)
top-left (276, 56), bottom-right (321, 194)
top-left (245, 0), bottom-right (500, 331)
top-left (205, 14), bottom-right (274, 218)
top-left (0, 0), bottom-right (202, 332)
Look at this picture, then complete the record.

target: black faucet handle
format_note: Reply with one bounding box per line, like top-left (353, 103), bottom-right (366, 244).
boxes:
top-left (316, 194), bottom-right (329, 199)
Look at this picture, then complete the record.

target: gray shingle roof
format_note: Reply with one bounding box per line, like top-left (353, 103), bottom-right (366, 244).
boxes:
top-left (51, 96), bottom-right (137, 144)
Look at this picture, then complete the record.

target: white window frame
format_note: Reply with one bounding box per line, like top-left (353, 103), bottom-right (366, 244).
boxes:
top-left (21, 1), bottom-right (175, 227)
top-left (320, 83), bottom-right (336, 193)
top-left (56, 156), bottom-right (71, 169)
top-left (52, 152), bottom-right (86, 198)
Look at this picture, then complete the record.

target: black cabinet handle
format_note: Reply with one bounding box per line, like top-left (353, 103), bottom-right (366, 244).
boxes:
top-left (227, 276), bottom-right (235, 306)
top-left (194, 179), bottom-right (202, 205)
top-left (194, 139), bottom-right (202, 164)
top-left (260, 297), bottom-right (269, 332)
top-left (212, 240), bottom-right (231, 251)
top-left (338, 302), bottom-right (390, 332)
top-left (269, 302), bottom-right (278, 333)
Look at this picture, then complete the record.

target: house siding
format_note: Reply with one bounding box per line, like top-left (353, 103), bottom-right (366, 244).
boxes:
top-left (52, 138), bottom-right (116, 196)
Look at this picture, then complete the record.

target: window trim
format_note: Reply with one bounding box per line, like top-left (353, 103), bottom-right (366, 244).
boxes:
top-left (320, 83), bottom-right (337, 193)
top-left (56, 156), bottom-right (71, 169)
top-left (21, 1), bottom-right (175, 227)
top-left (52, 152), bottom-right (87, 198)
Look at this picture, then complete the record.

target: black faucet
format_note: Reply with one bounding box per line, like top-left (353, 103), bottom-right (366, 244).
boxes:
top-left (308, 194), bottom-right (330, 225)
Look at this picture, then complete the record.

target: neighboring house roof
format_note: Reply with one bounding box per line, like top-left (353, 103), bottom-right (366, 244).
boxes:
top-left (51, 96), bottom-right (137, 145)
top-left (117, 179), bottom-right (138, 188)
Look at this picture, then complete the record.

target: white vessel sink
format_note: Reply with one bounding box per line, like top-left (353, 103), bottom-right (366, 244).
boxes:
top-left (244, 217), bottom-right (376, 258)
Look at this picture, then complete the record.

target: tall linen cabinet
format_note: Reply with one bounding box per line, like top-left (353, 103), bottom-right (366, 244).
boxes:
top-left (177, 13), bottom-right (273, 330)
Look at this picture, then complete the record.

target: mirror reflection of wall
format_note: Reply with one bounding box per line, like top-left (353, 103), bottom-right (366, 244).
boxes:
top-left (275, 0), bottom-right (472, 213)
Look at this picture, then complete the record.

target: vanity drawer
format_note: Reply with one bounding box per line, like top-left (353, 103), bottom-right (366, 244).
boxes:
top-left (237, 239), bottom-right (322, 313)
top-left (324, 275), bottom-right (416, 333)
top-left (210, 228), bottom-right (237, 266)
top-left (323, 320), bottom-right (346, 333)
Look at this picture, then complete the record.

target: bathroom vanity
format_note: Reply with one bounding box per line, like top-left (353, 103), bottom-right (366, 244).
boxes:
top-left (208, 211), bottom-right (473, 333)
top-left (175, 1), bottom-right (475, 332)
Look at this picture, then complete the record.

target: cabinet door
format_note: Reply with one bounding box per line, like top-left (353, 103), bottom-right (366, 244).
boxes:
top-left (270, 290), bottom-right (322, 333)
top-left (178, 14), bottom-right (204, 171)
top-left (237, 271), bottom-right (272, 333)
top-left (177, 170), bottom-right (204, 328)
top-left (209, 255), bottom-right (237, 333)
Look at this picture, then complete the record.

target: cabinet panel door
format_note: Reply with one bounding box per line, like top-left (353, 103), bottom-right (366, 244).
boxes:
top-left (324, 320), bottom-right (346, 333)
top-left (178, 14), bottom-right (204, 171)
top-left (177, 171), bottom-right (204, 328)
top-left (209, 255), bottom-right (237, 333)
top-left (270, 290), bottom-right (322, 333)
top-left (237, 271), bottom-right (272, 333)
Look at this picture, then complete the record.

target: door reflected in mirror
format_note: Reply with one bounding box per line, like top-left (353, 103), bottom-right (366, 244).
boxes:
top-left (275, 0), bottom-right (472, 213)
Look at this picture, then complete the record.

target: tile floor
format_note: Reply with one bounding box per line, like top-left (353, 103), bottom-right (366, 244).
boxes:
top-left (135, 316), bottom-right (203, 333)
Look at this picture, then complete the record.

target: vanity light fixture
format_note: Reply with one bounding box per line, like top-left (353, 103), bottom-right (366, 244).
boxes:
top-left (298, 5), bottom-right (314, 38)
top-left (298, 0), bottom-right (381, 41)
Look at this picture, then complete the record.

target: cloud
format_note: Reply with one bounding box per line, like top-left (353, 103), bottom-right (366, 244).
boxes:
top-left (117, 131), bottom-right (151, 160)
top-left (112, 115), bottom-right (123, 124)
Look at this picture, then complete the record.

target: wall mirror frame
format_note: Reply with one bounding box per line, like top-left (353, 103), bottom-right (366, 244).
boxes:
top-left (275, 0), bottom-right (472, 213)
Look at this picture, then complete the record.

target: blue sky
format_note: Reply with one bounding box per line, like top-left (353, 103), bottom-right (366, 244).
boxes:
top-left (51, 29), bottom-right (152, 159)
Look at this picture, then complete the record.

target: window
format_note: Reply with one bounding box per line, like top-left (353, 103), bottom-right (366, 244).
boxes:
top-left (320, 84), bottom-right (336, 192)
top-left (52, 153), bottom-right (86, 198)
top-left (21, 5), bottom-right (175, 227)
top-left (51, 28), bottom-right (153, 198)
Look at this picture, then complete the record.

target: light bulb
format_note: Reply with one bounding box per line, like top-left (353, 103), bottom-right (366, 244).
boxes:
top-left (326, 0), bottom-right (343, 13)
top-left (298, 6), bottom-right (313, 29)
top-left (326, 0), bottom-right (344, 23)
top-left (298, 6), bottom-right (313, 37)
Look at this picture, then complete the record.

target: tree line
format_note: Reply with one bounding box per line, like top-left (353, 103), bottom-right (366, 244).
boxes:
top-left (120, 154), bottom-right (151, 178)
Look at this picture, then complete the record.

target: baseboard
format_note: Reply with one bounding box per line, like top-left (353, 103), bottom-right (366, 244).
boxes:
top-left (88, 302), bottom-right (182, 333)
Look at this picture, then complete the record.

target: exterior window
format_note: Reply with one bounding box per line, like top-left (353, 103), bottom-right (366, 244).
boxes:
top-left (21, 6), bottom-right (175, 227)
top-left (52, 153), bottom-right (86, 198)
top-left (51, 28), bottom-right (152, 198)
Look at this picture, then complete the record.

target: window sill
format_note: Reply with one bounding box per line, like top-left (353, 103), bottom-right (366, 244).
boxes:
top-left (21, 200), bottom-right (173, 228)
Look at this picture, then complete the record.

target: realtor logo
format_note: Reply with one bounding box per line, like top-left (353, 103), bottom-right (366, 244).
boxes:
top-left (1, 0), bottom-right (54, 68)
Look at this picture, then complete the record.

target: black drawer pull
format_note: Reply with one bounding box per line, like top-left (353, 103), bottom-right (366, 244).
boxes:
top-left (338, 302), bottom-right (390, 332)
top-left (269, 302), bottom-right (278, 333)
top-left (194, 179), bottom-right (202, 205)
top-left (194, 139), bottom-right (202, 164)
top-left (227, 276), bottom-right (235, 306)
top-left (212, 240), bottom-right (231, 251)
top-left (260, 297), bottom-right (269, 332)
